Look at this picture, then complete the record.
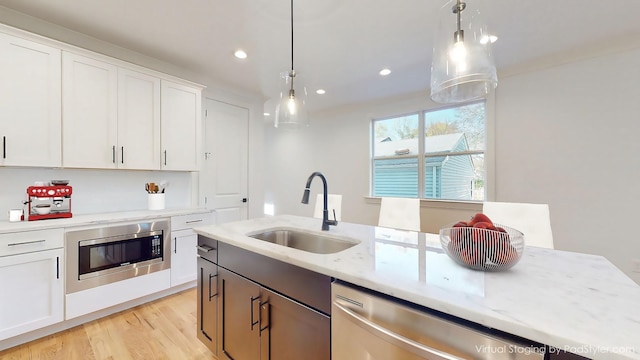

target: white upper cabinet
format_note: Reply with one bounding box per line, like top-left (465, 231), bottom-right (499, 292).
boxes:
top-left (63, 53), bottom-right (164, 170)
top-left (0, 33), bottom-right (61, 167)
top-left (1, 24), bottom-right (203, 171)
top-left (117, 68), bottom-right (161, 170)
top-left (62, 52), bottom-right (118, 169)
top-left (161, 80), bottom-right (202, 171)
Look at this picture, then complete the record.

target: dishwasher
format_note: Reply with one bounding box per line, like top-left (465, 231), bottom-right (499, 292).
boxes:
top-left (332, 281), bottom-right (545, 360)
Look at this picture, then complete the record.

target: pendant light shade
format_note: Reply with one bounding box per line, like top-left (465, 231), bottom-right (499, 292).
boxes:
top-left (274, 0), bottom-right (308, 129)
top-left (430, 0), bottom-right (497, 103)
top-left (275, 70), bottom-right (308, 129)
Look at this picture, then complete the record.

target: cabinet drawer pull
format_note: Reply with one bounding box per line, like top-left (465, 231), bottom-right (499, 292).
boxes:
top-left (197, 245), bottom-right (214, 253)
top-left (121, 146), bottom-right (124, 164)
top-left (2, 136), bottom-right (6, 159)
top-left (186, 219), bottom-right (203, 224)
top-left (7, 239), bottom-right (46, 247)
top-left (112, 145), bottom-right (116, 163)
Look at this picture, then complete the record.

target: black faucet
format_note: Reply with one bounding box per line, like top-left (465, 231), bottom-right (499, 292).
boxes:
top-left (301, 171), bottom-right (338, 231)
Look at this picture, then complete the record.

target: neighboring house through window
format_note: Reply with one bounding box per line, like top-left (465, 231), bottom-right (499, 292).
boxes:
top-left (371, 101), bottom-right (486, 201)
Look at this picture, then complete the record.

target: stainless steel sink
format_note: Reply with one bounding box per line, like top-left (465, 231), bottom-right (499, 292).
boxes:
top-left (248, 229), bottom-right (358, 254)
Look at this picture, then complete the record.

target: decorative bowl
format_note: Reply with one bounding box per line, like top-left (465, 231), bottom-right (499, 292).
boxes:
top-left (439, 223), bottom-right (524, 271)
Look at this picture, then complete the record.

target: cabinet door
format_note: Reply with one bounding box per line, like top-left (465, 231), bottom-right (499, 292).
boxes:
top-left (0, 33), bottom-right (61, 167)
top-left (161, 80), bottom-right (201, 171)
top-left (261, 288), bottom-right (330, 360)
top-left (117, 68), bottom-right (161, 170)
top-left (218, 268), bottom-right (261, 360)
top-left (0, 248), bottom-right (64, 340)
top-left (171, 229), bottom-right (198, 286)
top-left (62, 52), bottom-right (118, 168)
top-left (197, 257), bottom-right (218, 356)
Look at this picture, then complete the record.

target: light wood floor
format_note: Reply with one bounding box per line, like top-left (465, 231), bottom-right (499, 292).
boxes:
top-left (0, 288), bottom-right (214, 360)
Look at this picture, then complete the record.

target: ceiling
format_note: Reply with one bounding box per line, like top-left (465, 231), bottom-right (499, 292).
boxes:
top-left (1, 0), bottom-right (640, 113)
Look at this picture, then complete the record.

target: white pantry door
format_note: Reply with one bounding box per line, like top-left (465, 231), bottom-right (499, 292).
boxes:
top-left (202, 98), bottom-right (248, 224)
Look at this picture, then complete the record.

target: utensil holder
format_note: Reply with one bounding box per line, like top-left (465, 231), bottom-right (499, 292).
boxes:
top-left (148, 193), bottom-right (165, 210)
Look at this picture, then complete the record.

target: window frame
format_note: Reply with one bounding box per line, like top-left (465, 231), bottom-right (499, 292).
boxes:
top-left (370, 100), bottom-right (487, 201)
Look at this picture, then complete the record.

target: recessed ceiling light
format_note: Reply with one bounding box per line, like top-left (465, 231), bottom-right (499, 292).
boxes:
top-left (316, 89), bottom-right (326, 95)
top-left (379, 68), bottom-right (391, 76)
top-left (480, 35), bottom-right (498, 44)
top-left (234, 50), bottom-right (248, 59)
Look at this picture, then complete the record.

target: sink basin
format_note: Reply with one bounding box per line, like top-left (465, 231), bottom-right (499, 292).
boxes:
top-left (248, 229), bottom-right (358, 254)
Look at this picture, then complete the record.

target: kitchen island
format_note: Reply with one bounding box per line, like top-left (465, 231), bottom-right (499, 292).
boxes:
top-left (194, 215), bottom-right (640, 360)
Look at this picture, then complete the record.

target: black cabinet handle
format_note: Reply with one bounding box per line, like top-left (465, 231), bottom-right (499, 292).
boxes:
top-left (250, 295), bottom-right (260, 330)
top-left (209, 273), bottom-right (218, 299)
top-left (164, 150), bottom-right (167, 166)
top-left (2, 136), bottom-right (6, 159)
top-left (121, 146), bottom-right (124, 164)
top-left (112, 145), bottom-right (116, 163)
top-left (174, 237), bottom-right (177, 253)
top-left (56, 256), bottom-right (60, 279)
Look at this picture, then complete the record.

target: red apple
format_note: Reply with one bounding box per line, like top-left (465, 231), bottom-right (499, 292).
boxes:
top-left (468, 213), bottom-right (494, 227)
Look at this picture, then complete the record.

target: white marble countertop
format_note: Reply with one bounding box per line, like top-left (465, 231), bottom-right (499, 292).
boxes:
top-left (193, 215), bottom-right (640, 360)
top-left (0, 208), bottom-right (212, 234)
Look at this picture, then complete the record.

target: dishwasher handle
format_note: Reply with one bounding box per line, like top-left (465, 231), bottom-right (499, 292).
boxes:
top-left (333, 302), bottom-right (465, 360)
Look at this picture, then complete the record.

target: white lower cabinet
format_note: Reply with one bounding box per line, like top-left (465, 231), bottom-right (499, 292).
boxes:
top-left (170, 211), bottom-right (215, 286)
top-left (0, 248), bottom-right (64, 340)
top-left (170, 229), bottom-right (198, 286)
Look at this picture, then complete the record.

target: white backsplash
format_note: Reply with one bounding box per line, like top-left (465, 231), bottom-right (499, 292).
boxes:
top-left (0, 167), bottom-right (193, 217)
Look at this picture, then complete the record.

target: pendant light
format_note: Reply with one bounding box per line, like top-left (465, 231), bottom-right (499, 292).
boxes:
top-left (274, 0), bottom-right (308, 129)
top-left (430, 0), bottom-right (497, 103)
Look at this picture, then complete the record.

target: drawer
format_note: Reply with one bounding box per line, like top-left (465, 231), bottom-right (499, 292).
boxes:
top-left (171, 211), bottom-right (215, 231)
top-left (0, 228), bottom-right (64, 257)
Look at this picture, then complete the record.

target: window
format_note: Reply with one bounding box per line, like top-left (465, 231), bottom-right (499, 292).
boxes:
top-left (371, 102), bottom-right (485, 201)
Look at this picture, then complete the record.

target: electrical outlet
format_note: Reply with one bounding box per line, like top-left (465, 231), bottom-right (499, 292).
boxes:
top-left (633, 259), bottom-right (640, 273)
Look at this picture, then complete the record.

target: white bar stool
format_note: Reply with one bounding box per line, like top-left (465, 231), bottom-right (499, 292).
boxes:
top-left (482, 201), bottom-right (554, 249)
top-left (313, 194), bottom-right (342, 221)
top-left (377, 197), bottom-right (420, 232)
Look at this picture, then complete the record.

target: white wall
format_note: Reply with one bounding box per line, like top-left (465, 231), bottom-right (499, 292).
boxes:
top-left (264, 46), bottom-right (640, 284)
top-left (495, 48), bottom-right (640, 283)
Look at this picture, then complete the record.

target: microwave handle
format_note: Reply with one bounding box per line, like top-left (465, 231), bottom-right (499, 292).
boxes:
top-left (333, 302), bottom-right (464, 360)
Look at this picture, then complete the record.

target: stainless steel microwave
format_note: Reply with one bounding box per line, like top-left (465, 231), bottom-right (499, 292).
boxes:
top-left (66, 219), bottom-right (170, 294)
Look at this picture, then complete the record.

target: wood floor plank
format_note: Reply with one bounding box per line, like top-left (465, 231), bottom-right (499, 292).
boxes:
top-left (0, 288), bottom-right (213, 360)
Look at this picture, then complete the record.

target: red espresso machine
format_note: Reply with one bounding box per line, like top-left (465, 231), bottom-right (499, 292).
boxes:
top-left (25, 184), bottom-right (73, 221)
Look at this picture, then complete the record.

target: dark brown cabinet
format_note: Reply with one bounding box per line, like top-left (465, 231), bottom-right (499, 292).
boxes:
top-left (219, 267), bottom-right (261, 359)
top-left (218, 263), bottom-right (330, 360)
top-left (197, 254), bottom-right (218, 355)
top-left (197, 236), bottom-right (331, 360)
top-left (262, 287), bottom-right (330, 360)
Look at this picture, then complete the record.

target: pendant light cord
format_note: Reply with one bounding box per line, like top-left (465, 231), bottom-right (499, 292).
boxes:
top-left (290, 0), bottom-right (294, 72)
